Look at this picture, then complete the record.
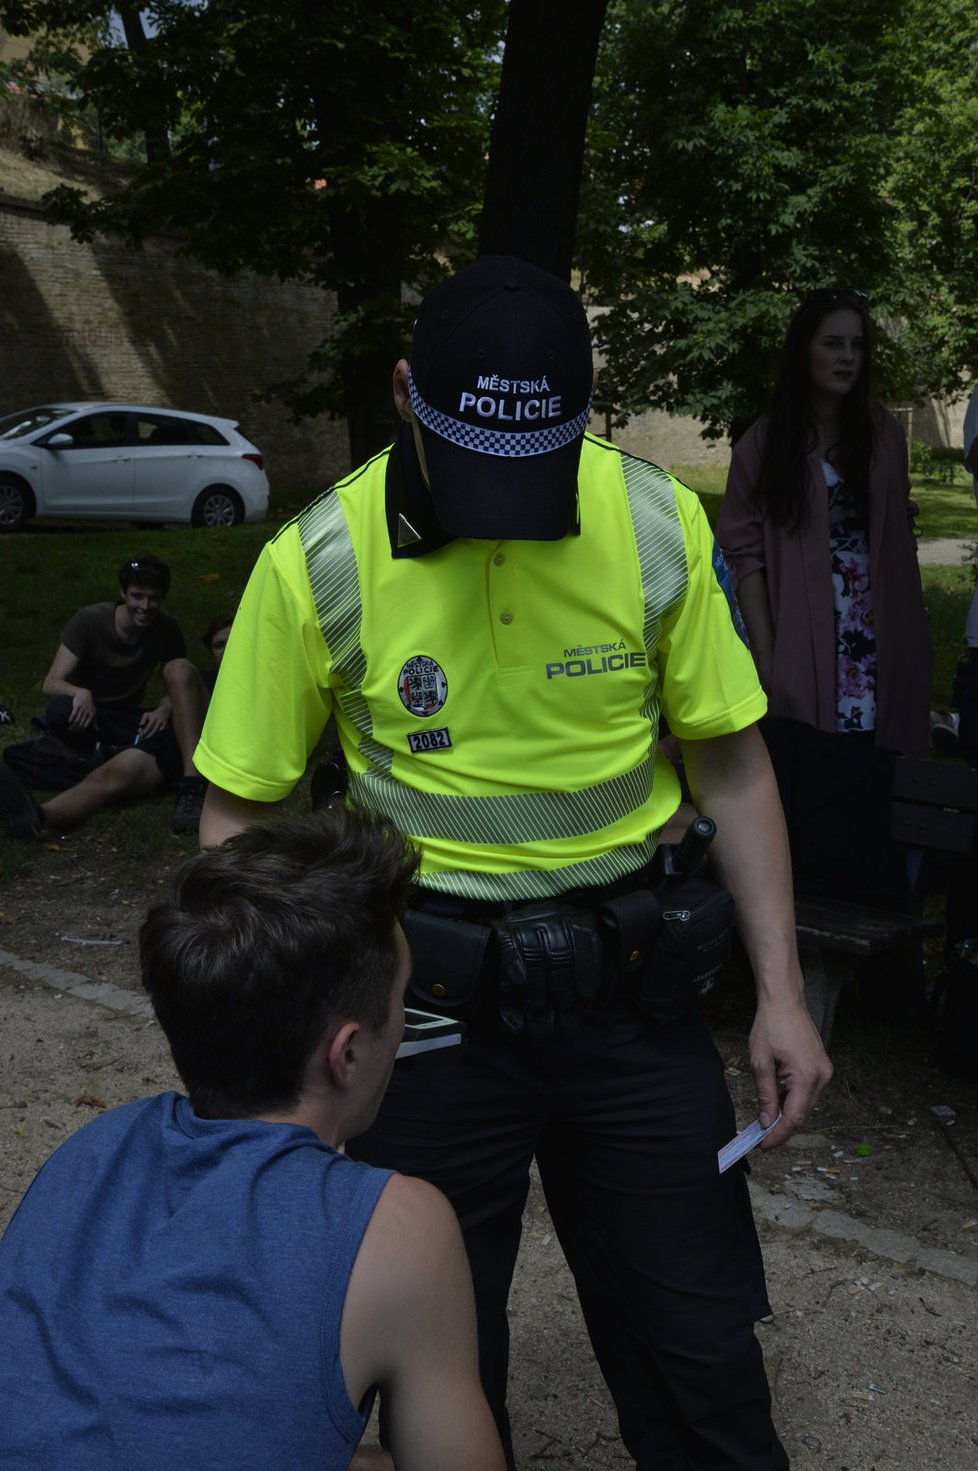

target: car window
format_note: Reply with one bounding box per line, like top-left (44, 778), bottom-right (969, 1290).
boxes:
top-left (134, 414), bottom-right (229, 447)
top-left (59, 412), bottom-right (130, 450)
top-left (0, 408), bottom-right (67, 440)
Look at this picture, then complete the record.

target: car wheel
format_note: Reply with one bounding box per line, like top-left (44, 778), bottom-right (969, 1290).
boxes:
top-left (0, 474), bottom-right (34, 533)
top-left (191, 487), bottom-right (244, 528)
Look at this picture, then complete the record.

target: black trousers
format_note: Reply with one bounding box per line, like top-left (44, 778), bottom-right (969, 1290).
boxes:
top-left (347, 1002), bottom-right (788, 1471)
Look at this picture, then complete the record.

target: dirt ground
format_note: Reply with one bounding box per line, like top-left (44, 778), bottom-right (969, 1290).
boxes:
top-left (1, 831), bottom-right (977, 1470)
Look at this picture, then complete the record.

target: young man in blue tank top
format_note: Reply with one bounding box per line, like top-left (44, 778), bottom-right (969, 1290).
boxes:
top-left (0, 806), bottom-right (504, 1471)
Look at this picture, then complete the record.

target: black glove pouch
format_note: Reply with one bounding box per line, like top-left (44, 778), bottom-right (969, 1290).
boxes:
top-left (491, 903), bottom-right (603, 1036)
top-left (602, 877), bottom-right (734, 1024)
top-left (401, 908), bottom-right (492, 1020)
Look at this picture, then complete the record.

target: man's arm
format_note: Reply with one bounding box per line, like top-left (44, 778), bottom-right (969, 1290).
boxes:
top-left (341, 1176), bottom-right (505, 1471)
top-left (41, 644), bottom-right (95, 731)
top-left (199, 783), bottom-right (279, 848)
top-left (680, 724), bottom-right (832, 1149)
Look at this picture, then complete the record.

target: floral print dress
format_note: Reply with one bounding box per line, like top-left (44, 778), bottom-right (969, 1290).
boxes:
top-left (823, 460), bottom-right (876, 734)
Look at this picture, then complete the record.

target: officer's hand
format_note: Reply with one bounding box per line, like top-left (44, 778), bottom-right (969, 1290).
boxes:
top-left (748, 993), bottom-right (832, 1151)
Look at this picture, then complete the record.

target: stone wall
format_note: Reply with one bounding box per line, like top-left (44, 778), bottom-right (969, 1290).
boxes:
top-left (1, 181), bottom-right (968, 501)
top-left (0, 189), bottom-right (352, 496)
top-left (600, 384), bottom-right (969, 471)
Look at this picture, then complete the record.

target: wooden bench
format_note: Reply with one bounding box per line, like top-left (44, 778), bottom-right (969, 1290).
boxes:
top-left (796, 758), bottom-right (978, 1046)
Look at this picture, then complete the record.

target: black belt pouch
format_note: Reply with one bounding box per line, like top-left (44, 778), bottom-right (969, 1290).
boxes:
top-left (645, 877), bottom-right (735, 1022)
top-left (602, 878), bottom-right (734, 1024)
top-left (401, 908), bottom-right (492, 1020)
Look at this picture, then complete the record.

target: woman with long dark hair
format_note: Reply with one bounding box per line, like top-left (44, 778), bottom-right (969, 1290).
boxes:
top-left (718, 288), bottom-right (931, 760)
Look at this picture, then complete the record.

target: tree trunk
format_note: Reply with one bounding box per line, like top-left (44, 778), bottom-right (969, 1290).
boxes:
top-left (298, 0), bottom-right (408, 468)
top-left (478, 0), bottom-right (609, 280)
top-left (118, 10), bottom-right (170, 164)
top-left (330, 199), bottom-right (405, 468)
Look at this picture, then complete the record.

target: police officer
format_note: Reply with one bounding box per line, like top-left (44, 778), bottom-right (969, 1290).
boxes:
top-left (196, 256), bottom-right (831, 1470)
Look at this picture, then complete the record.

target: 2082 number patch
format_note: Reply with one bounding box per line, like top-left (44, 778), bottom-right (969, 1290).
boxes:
top-left (406, 727), bottom-right (452, 754)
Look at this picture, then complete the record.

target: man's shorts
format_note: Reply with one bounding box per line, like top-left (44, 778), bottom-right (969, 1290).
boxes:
top-left (44, 699), bottom-right (183, 789)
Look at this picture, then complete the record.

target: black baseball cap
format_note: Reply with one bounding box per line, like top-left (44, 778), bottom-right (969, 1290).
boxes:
top-left (407, 256), bottom-right (593, 540)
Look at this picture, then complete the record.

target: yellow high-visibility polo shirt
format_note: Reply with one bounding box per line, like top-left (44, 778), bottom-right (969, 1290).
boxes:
top-left (196, 435), bottom-right (766, 900)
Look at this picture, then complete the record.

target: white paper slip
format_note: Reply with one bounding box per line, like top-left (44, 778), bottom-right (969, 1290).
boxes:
top-left (718, 1111), bottom-right (782, 1173)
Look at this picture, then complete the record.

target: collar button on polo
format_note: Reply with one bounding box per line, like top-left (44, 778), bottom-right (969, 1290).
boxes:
top-left (500, 610), bottom-right (514, 625)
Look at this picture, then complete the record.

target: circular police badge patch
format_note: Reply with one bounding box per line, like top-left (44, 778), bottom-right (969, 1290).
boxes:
top-left (397, 655), bottom-right (448, 717)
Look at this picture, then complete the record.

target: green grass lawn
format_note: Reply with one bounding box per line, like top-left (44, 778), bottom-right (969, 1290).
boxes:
top-left (0, 519), bottom-right (297, 878)
top-left (669, 461), bottom-right (978, 543)
top-left (0, 476), bottom-right (974, 878)
top-left (1, 521), bottom-right (281, 728)
top-left (1, 488), bottom-right (973, 730)
top-left (908, 472), bottom-right (978, 539)
top-left (922, 563), bottom-right (972, 709)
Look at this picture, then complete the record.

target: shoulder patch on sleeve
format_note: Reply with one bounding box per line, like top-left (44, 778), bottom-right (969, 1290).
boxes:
top-left (712, 540), bottom-right (750, 646)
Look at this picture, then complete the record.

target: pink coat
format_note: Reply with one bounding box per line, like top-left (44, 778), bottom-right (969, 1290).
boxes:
top-left (717, 408), bottom-right (932, 757)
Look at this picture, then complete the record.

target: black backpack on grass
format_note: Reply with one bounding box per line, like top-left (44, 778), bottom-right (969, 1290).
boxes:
top-left (3, 735), bottom-right (98, 793)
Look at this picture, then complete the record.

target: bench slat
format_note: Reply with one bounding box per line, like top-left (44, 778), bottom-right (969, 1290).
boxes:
top-left (892, 757), bottom-right (978, 813)
top-left (795, 895), bottom-right (942, 956)
top-left (889, 800), bottom-right (977, 855)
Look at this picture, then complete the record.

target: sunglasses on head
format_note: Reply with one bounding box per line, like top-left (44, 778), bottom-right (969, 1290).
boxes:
top-left (804, 287), bottom-right (869, 305)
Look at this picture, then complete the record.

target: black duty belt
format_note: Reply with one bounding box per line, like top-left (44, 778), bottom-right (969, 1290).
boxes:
top-left (402, 855), bottom-right (735, 1038)
top-left (407, 859), bottom-right (658, 924)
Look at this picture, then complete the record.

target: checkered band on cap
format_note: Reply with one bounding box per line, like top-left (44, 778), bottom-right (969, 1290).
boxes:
top-left (409, 370), bottom-right (591, 460)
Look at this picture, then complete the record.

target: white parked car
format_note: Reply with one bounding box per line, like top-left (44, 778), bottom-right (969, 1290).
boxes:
top-left (0, 402), bottom-right (270, 531)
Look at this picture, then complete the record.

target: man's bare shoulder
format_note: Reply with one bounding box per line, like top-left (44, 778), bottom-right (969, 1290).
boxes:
top-left (359, 1173), bottom-right (461, 1282)
top-left (340, 1173), bottom-right (471, 1402)
top-left (343, 1173), bottom-right (504, 1471)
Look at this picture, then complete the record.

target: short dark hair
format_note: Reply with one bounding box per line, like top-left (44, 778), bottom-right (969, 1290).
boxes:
top-left (119, 553), bottom-right (171, 595)
top-left (201, 612), bottom-right (234, 650)
top-left (139, 806), bottom-right (420, 1119)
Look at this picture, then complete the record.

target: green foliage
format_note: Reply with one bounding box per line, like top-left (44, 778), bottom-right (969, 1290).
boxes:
top-left (908, 441), bottom-right (965, 487)
top-left (2, 1), bottom-right (505, 432)
top-left (882, 0), bottom-right (978, 401)
top-left (579, 0), bottom-right (978, 441)
top-left (7, 0), bottom-right (976, 456)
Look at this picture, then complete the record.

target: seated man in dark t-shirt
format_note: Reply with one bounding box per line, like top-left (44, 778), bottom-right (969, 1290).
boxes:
top-left (0, 553), bottom-right (208, 839)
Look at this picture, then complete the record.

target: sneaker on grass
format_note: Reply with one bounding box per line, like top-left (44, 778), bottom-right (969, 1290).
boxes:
top-left (171, 775), bottom-right (208, 835)
top-left (0, 766), bottom-right (43, 841)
